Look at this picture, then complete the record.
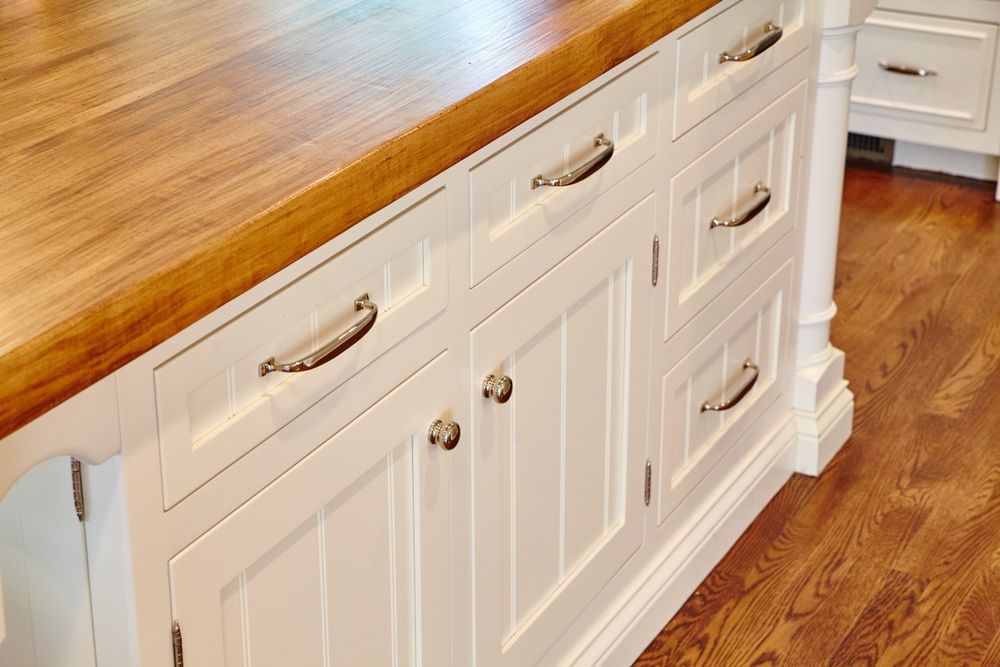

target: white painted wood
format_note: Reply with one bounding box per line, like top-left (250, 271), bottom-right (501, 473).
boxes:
top-left (470, 193), bottom-right (652, 666)
top-left (169, 354), bottom-right (452, 666)
top-left (665, 81), bottom-right (806, 338)
top-left (793, 5), bottom-right (868, 475)
top-left (571, 415), bottom-right (800, 666)
top-left (849, 0), bottom-right (1000, 173)
top-left (656, 262), bottom-right (793, 527)
top-left (893, 140), bottom-right (1000, 180)
top-left (0, 376), bottom-right (120, 502)
top-left (853, 10), bottom-right (997, 130)
top-left (469, 54), bottom-right (660, 286)
top-left (155, 189), bottom-right (448, 508)
top-left (674, 0), bottom-right (808, 138)
top-left (82, 456), bottom-right (139, 667)
top-left (0, 457), bottom-right (96, 667)
top-left (0, 3), bottom-right (868, 665)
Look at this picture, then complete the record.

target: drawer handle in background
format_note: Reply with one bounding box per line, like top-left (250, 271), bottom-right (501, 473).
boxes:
top-left (531, 134), bottom-right (615, 189)
top-left (879, 61), bottom-right (937, 78)
top-left (258, 294), bottom-right (378, 376)
top-left (719, 23), bottom-right (783, 64)
top-left (710, 182), bottom-right (771, 229)
top-left (701, 360), bottom-right (759, 413)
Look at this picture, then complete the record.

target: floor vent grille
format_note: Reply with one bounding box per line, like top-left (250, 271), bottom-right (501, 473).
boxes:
top-left (847, 132), bottom-right (895, 164)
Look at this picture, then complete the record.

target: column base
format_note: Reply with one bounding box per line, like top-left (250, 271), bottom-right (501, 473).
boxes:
top-left (794, 381), bottom-right (854, 476)
top-left (793, 345), bottom-right (854, 475)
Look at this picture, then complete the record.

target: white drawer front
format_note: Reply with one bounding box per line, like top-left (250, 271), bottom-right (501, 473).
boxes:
top-left (853, 10), bottom-right (998, 131)
top-left (675, 0), bottom-right (807, 138)
top-left (666, 81), bottom-right (805, 340)
top-left (469, 54), bottom-right (659, 286)
top-left (169, 354), bottom-right (452, 667)
top-left (155, 189), bottom-right (448, 508)
top-left (657, 261), bottom-right (792, 525)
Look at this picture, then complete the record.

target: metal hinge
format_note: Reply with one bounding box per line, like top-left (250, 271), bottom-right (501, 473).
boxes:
top-left (70, 458), bottom-right (85, 522)
top-left (172, 621), bottom-right (184, 667)
top-left (644, 460), bottom-right (652, 506)
top-left (651, 235), bottom-right (660, 286)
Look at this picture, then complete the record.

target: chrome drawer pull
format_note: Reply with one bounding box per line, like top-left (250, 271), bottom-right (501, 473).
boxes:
top-left (879, 61), bottom-right (936, 77)
top-left (710, 182), bottom-right (771, 230)
top-left (719, 23), bottom-right (783, 64)
top-left (258, 294), bottom-right (378, 377)
top-left (701, 360), bottom-right (759, 413)
top-left (531, 134), bottom-right (614, 189)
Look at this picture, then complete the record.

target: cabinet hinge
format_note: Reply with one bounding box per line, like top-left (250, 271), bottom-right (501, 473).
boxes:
top-left (651, 235), bottom-right (660, 287)
top-left (644, 460), bottom-right (652, 507)
top-left (70, 458), bottom-right (85, 522)
top-left (172, 621), bottom-right (184, 667)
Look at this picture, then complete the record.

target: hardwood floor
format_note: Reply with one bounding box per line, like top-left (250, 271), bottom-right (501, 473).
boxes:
top-left (635, 165), bottom-right (1000, 666)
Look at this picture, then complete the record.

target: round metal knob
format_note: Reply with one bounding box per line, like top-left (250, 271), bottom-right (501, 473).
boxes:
top-left (428, 419), bottom-right (461, 451)
top-left (482, 374), bottom-right (513, 404)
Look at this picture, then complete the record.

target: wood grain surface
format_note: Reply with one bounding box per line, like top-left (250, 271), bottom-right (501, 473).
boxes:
top-left (635, 165), bottom-right (1000, 665)
top-left (0, 0), bottom-right (719, 440)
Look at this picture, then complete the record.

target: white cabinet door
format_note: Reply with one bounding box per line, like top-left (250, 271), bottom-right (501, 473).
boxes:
top-left (169, 354), bottom-right (454, 666)
top-left (470, 195), bottom-right (653, 666)
top-left (0, 457), bottom-right (96, 667)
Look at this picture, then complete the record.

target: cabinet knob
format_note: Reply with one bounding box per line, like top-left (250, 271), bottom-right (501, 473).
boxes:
top-left (482, 374), bottom-right (513, 404)
top-left (428, 419), bottom-right (461, 451)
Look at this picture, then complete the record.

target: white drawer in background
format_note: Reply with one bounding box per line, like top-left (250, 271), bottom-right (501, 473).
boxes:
top-left (853, 10), bottom-right (998, 131)
top-left (469, 54), bottom-right (659, 286)
top-left (674, 0), bottom-right (807, 139)
top-left (656, 261), bottom-right (792, 526)
top-left (154, 189), bottom-right (448, 509)
top-left (665, 81), bottom-right (805, 340)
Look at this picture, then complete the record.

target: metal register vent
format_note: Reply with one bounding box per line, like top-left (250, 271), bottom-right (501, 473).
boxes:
top-left (847, 132), bottom-right (895, 164)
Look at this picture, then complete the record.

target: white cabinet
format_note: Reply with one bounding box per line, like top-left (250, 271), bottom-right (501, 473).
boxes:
top-left (0, 1), bottom-right (866, 665)
top-left (470, 195), bottom-right (653, 666)
top-left (168, 355), bottom-right (453, 666)
top-left (849, 0), bottom-right (1000, 186)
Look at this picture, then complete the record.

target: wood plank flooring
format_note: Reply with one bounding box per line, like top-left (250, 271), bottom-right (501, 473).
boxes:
top-left (635, 165), bottom-right (1000, 666)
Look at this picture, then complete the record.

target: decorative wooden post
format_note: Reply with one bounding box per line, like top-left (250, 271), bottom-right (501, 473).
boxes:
top-left (795, 1), bottom-right (877, 475)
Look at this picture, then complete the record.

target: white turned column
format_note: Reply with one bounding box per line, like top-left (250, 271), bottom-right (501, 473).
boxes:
top-left (794, 2), bottom-right (874, 475)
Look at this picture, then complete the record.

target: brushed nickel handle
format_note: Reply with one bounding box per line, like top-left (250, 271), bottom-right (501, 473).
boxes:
top-left (258, 294), bottom-right (378, 377)
top-left (428, 420), bottom-right (461, 451)
top-left (482, 374), bottom-right (513, 404)
top-left (710, 183), bottom-right (771, 230)
top-left (879, 61), bottom-right (936, 77)
top-left (701, 360), bottom-right (759, 413)
top-left (531, 134), bottom-right (614, 189)
top-left (719, 23), bottom-right (783, 63)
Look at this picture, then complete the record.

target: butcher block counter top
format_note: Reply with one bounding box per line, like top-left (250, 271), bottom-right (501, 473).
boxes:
top-left (0, 0), bottom-right (718, 440)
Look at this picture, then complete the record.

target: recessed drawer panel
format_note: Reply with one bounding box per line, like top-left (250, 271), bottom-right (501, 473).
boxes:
top-left (853, 10), bottom-right (998, 131)
top-left (674, 0), bottom-right (807, 138)
top-left (469, 54), bottom-right (659, 286)
top-left (665, 81), bottom-right (805, 340)
top-left (155, 189), bottom-right (448, 508)
top-left (657, 261), bottom-right (792, 525)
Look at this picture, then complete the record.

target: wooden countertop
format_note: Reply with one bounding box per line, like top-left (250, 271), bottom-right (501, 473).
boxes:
top-left (0, 0), bottom-right (718, 440)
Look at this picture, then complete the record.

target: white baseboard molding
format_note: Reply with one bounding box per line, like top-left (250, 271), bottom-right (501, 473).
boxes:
top-left (892, 141), bottom-right (999, 183)
top-left (793, 382), bottom-right (854, 477)
top-left (568, 417), bottom-right (799, 666)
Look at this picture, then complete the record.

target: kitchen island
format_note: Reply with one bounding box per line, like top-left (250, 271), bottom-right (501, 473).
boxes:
top-left (0, 0), bottom-right (871, 664)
